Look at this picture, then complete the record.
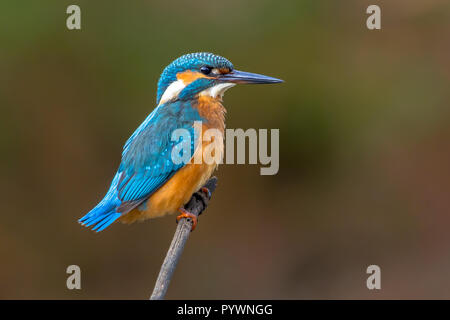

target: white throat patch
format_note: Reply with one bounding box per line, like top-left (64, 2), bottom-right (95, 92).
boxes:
top-left (199, 83), bottom-right (236, 99)
top-left (158, 80), bottom-right (235, 105)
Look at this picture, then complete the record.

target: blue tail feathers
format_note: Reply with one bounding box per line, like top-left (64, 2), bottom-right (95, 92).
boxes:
top-left (79, 173), bottom-right (122, 232)
top-left (79, 207), bottom-right (121, 232)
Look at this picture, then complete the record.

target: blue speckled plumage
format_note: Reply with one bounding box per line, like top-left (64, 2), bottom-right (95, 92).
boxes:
top-left (117, 100), bottom-right (202, 204)
top-left (79, 100), bottom-right (201, 231)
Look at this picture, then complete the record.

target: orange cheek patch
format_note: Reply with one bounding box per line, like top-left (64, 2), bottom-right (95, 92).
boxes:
top-left (177, 70), bottom-right (211, 85)
top-left (218, 68), bottom-right (231, 74)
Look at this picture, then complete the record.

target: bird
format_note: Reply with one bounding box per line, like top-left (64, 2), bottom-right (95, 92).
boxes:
top-left (79, 52), bottom-right (283, 232)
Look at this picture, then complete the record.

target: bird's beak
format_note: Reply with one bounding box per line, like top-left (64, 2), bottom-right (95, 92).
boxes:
top-left (218, 69), bottom-right (283, 84)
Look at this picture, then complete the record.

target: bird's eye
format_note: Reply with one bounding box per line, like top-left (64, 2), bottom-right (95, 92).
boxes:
top-left (200, 66), bottom-right (212, 75)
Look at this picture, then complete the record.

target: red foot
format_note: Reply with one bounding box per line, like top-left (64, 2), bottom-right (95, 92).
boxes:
top-left (176, 208), bottom-right (197, 231)
top-left (201, 187), bottom-right (211, 199)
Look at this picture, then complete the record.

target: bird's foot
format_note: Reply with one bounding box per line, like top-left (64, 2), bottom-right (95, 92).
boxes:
top-left (201, 187), bottom-right (212, 199)
top-left (176, 208), bottom-right (197, 232)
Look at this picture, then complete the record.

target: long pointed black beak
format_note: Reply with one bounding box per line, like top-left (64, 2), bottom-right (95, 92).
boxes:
top-left (218, 69), bottom-right (283, 84)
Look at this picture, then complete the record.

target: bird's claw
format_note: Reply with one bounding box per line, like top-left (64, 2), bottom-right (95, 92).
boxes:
top-left (201, 187), bottom-right (212, 199)
top-left (176, 208), bottom-right (197, 232)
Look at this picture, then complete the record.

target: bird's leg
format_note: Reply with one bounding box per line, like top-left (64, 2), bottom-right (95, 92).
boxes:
top-left (175, 181), bottom-right (215, 231)
top-left (176, 208), bottom-right (197, 231)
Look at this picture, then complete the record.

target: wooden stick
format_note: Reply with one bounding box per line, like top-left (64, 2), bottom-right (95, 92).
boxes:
top-left (150, 177), bottom-right (218, 300)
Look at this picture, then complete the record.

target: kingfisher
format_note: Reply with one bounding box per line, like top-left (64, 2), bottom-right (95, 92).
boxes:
top-left (79, 52), bottom-right (283, 232)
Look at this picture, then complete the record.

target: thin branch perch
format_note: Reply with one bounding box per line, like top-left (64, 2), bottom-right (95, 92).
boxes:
top-left (150, 176), bottom-right (218, 300)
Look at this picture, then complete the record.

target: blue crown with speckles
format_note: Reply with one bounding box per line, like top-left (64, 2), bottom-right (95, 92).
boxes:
top-left (156, 52), bottom-right (234, 105)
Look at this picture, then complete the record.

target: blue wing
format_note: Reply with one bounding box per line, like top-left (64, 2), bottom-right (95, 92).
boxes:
top-left (79, 100), bottom-right (202, 231)
top-left (116, 125), bottom-right (197, 206)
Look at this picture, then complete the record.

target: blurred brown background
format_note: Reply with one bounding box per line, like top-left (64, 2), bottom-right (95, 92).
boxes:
top-left (1, 0), bottom-right (450, 299)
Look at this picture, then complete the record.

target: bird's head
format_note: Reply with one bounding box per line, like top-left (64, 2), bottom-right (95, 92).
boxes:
top-left (156, 52), bottom-right (283, 105)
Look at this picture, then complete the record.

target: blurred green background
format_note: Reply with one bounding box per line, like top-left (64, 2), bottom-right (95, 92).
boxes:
top-left (1, 0), bottom-right (450, 299)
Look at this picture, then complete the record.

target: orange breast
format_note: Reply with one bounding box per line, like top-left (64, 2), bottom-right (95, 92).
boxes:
top-left (119, 141), bottom-right (219, 223)
top-left (119, 98), bottom-right (226, 224)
